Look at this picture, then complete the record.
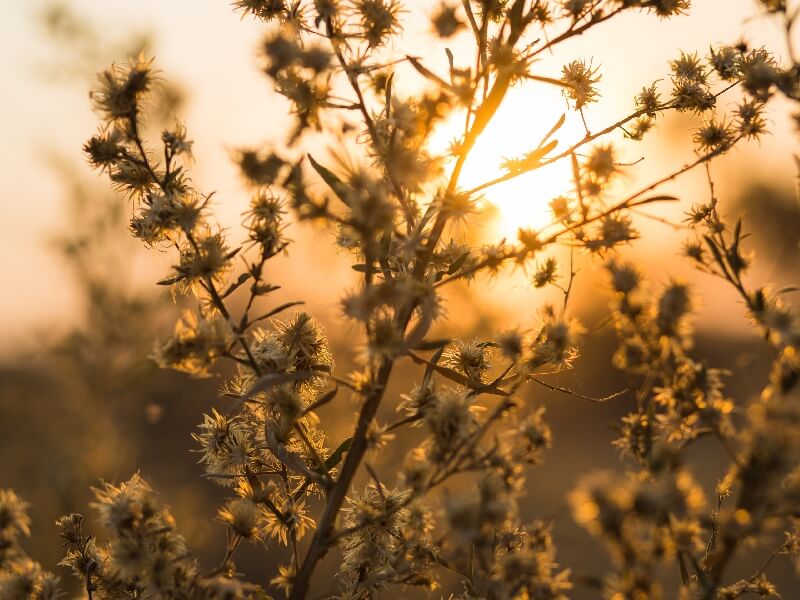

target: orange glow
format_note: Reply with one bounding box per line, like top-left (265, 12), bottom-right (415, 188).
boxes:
top-left (429, 83), bottom-right (590, 240)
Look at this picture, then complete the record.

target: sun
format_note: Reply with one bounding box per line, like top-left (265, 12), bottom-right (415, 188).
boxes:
top-left (428, 82), bottom-right (585, 241)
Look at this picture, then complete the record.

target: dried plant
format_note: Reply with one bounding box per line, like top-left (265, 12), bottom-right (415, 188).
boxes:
top-left (3, 0), bottom-right (800, 598)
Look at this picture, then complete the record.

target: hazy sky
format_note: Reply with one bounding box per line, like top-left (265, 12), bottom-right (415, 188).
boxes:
top-left (0, 0), bottom-right (796, 357)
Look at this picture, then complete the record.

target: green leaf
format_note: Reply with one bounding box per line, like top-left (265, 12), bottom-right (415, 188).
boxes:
top-left (410, 351), bottom-right (511, 397)
top-left (245, 371), bottom-right (315, 400)
top-left (423, 346), bottom-right (446, 387)
top-left (777, 286), bottom-right (799, 295)
top-left (253, 301), bottom-right (305, 322)
top-left (384, 72), bottom-right (394, 114)
top-left (406, 55), bottom-right (452, 91)
top-left (412, 338), bottom-right (451, 351)
top-left (445, 48), bottom-right (455, 81)
top-left (519, 139), bottom-right (558, 173)
top-left (703, 235), bottom-right (728, 271)
top-left (156, 274), bottom-right (183, 286)
top-left (222, 272), bottom-right (252, 298)
top-left (447, 252), bottom-right (471, 275)
top-left (751, 288), bottom-right (766, 312)
top-left (636, 194), bottom-right (679, 206)
top-left (325, 437), bottom-right (353, 469)
top-left (528, 74), bottom-right (573, 88)
top-left (308, 154), bottom-right (351, 206)
top-left (304, 386), bottom-right (338, 415)
top-left (542, 113), bottom-right (566, 144)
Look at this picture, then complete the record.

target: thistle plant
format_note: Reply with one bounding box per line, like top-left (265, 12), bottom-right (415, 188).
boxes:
top-left (3, 0), bottom-right (799, 598)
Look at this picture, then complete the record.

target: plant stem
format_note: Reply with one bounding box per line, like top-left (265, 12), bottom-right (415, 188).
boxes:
top-left (289, 357), bottom-right (394, 599)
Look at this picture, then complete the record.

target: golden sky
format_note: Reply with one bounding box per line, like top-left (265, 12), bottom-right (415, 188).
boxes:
top-left (0, 0), bottom-right (796, 357)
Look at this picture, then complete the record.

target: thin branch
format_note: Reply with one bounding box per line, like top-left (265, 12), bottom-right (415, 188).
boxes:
top-left (529, 376), bottom-right (627, 403)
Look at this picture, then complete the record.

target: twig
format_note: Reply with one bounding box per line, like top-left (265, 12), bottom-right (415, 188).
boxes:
top-left (529, 376), bottom-right (627, 403)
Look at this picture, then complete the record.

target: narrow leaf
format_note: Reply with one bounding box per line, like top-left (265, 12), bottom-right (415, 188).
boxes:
top-left (445, 48), bottom-right (455, 81)
top-left (423, 346), bottom-right (446, 387)
top-left (537, 113), bottom-right (566, 151)
top-left (385, 72), bottom-right (394, 116)
top-left (409, 351), bottom-right (510, 396)
top-left (250, 301), bottom-right (305, 325)
top-left (526, 139), bottom-right (558, 165)
top-left (636, 194), bottom-right (679, 205)
top-left (304, 386), bottom-right (338, 415)
top-left (406, 55), bottom-right (452, 91)
top-left (245, 370), bottom-right (315, 400)
top-left (308, 154), bottom-right (351, 206)
top-left (412, 338), bottom-right (451, 351)
top-left (447, 252), bottom-right (471, 275)
top-left (156, 275), bottom-right (181, 286)
top-left (325, 437), bottom-right (353, 469)
top-left (222, 272), bottom-right (252, 298)
top-left (528, 74), bottom-right (573, 88)
top-left (703, 235), bottom-right (727, 270)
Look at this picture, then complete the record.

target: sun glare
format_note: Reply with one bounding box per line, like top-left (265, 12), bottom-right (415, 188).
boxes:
top-left (429, 83), bottom-right (585, 241)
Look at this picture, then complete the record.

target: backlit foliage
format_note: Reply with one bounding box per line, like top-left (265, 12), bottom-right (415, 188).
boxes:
top-left (4, 0), bottom-right (800, 598)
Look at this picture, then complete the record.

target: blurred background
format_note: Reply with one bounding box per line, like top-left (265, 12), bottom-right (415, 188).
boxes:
top-left (0, 0), bottom-right (798, 597)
